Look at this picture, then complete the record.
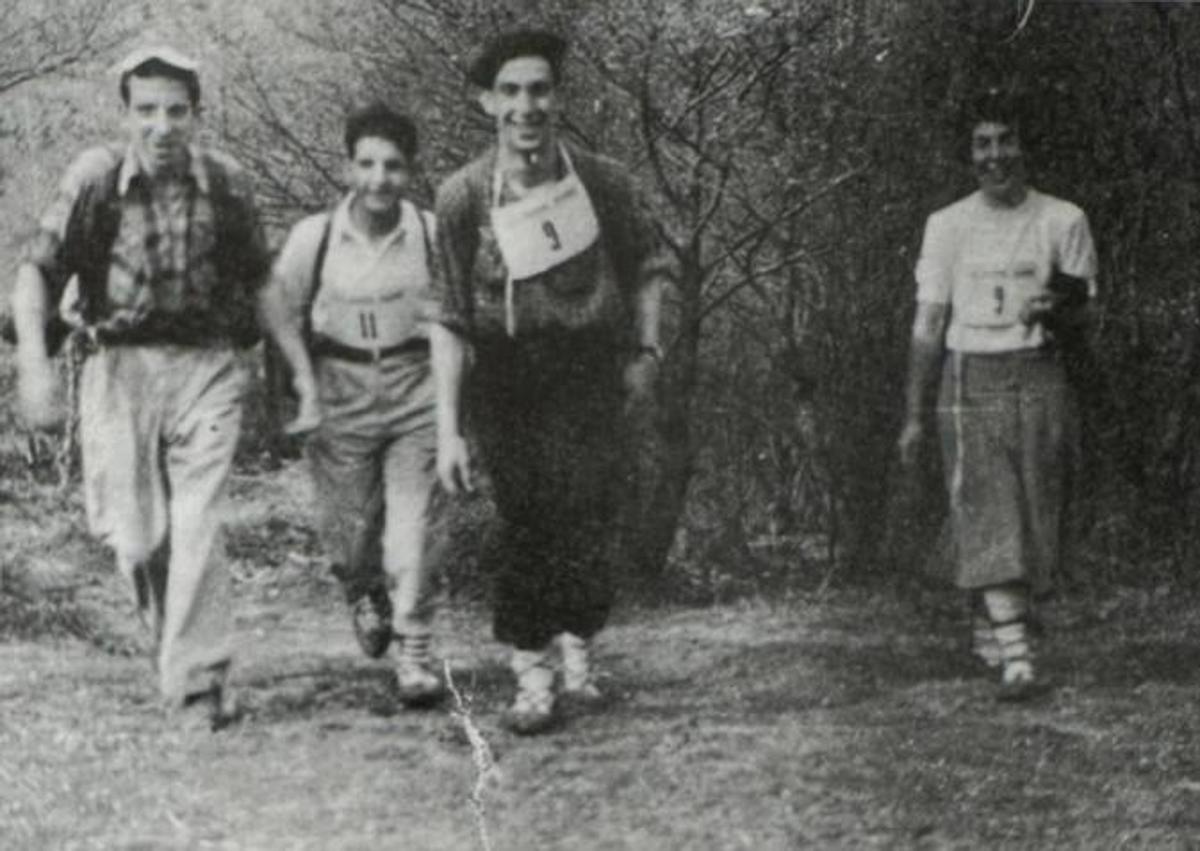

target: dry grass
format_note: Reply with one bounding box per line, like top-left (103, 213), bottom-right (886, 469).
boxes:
top-left (4, 463), bottom-right (1200, 849)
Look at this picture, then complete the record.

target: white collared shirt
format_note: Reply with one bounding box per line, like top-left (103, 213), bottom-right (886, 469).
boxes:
top-left (274, 194), bottom-right (436, 348)
top-left (915, 189), bottom-right (1098, 353)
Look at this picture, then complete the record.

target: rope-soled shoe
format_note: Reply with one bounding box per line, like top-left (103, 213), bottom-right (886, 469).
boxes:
top-left (502, 648), bottom-right (557, 735)
top-left (351, 587), bottom-right (393, 659)
top-left (395, 632), bottom-right (445, 708)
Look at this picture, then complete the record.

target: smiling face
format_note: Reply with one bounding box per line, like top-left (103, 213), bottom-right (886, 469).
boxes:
top-left (123, 75), bottom-right (197, 176)
top-left (971, 120), bottom-right (1026, 206)
top-left (348, 135), bottom-right (412, 218)
top-left (480, 55), bottom-right (560, 158)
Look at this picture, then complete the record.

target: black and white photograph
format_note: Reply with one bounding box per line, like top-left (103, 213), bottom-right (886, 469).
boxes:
top-left (2, 0), bottom-right (1199, 847)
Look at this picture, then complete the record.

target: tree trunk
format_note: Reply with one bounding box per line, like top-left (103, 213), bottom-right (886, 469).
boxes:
top-left (620, 251), bottom-right (702, 600)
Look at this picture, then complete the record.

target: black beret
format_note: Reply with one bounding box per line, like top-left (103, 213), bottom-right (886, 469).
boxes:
top-left (467, 29), bottom-right (567, 88)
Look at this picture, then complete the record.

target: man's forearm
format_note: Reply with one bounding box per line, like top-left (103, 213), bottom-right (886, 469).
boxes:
top-left (904, 302), bottom-right (949, 424)
top-left (904, 338), bottom-right (944, 423)
top-left (632, 276), bottom-right (665, 349)
top-left (430, 322), bottom-right (467, 440)
top-left (256, 278), bottom-right (316, 392)
top-left (12, 263), bottom-right (52, 364)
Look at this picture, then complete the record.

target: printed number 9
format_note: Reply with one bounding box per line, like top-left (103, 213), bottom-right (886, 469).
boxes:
top-left (993, 285), bottom-right (1005, 316)
top-left (542, 221), bottom-right (562, 251)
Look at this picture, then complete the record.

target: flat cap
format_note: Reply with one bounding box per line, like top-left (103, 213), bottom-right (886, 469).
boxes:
top-left (114, 45), bottom-right (201, 77)
top-left (467, 29), bottom-right (566, 88)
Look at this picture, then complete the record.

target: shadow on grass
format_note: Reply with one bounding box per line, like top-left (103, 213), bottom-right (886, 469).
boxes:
top-left (239, 655), bottom-right (515, 725)
top-left (617, 635), bottom-right (976, 724)
top-left (1078, 638), bottom-right (1200, 687)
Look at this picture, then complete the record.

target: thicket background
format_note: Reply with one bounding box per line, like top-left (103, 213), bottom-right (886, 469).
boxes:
top-left (3, 0), bottom-right (1199, 604)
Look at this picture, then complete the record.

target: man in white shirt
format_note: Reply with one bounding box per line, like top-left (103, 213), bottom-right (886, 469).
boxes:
top-left (258, 103), bottom-right (444, 707)
top-left (898, 89), bottom-right (1098, 700)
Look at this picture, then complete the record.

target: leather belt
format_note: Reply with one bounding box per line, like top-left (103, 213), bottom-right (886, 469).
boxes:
top-left (312, 335), bottom-right (429, 363)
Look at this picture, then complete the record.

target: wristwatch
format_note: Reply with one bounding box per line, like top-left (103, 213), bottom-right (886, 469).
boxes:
top-left (635, 343), bottom-right (664, 362)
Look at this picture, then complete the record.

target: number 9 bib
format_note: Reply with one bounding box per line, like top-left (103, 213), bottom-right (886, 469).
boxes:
top-left (490, 152), bottom-right (600, 282)
top-left (958, 262), bottom-right (1041, 329)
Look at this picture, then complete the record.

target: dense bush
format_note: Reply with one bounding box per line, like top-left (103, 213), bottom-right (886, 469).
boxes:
top-left (8, 1), bottom-right (1200, 605)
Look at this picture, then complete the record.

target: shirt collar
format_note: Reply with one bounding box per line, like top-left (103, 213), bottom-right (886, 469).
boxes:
top-left (331, 194), bottom-right (409, 247)
top-left (118, 144), bottom-right (210, 196)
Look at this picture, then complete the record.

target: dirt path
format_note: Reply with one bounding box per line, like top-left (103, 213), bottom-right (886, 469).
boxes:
top-left (5, 466), bottom-right (1200, 849)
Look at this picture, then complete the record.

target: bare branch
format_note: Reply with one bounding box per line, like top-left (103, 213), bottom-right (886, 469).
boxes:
top-left (700, 166), bottom-right (867, 281)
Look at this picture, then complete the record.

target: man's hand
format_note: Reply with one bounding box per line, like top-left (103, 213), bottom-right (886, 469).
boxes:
top-left (285, 378), bottom-right (322, 436)
top-left (897, 419), bottom-right (924, 467)
top-left (437, 433), bottom-right (474, 494)
top-left (623, 352), bottom-right (659, 415)
top-left (1018, 293), bottom-right (1061, 327)
top-left (17, 355), bottom-right (63, 429)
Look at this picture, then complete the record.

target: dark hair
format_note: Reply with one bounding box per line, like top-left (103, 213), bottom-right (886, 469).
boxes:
top-left (467, 29), bottom-right (567, 89)
top-left (966, 86), bottom-right (1028, 135)
top-left (119, 59), bottom-right (201, 107)
top-left (344, 102), bottom-right (418, 159)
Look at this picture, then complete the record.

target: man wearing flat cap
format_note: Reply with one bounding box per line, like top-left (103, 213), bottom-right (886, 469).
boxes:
top-left (898, 88), bottom-right (1097, 700)
top-left (11, 46), bottom-right (271, 728)
top-left (428, 29), bottom-right (673, 734)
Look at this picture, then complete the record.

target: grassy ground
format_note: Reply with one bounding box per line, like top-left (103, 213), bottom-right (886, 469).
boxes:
top-left (5, 463), bottom-right (1200, 849)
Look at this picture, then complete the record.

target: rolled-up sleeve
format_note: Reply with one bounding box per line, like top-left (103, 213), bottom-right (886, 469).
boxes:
top-left (1057, 206), bottom-right (1099, 296)
top-left (22, 147), bottom-right (114, 303)
top-left (914, 210), bottom-right (954, 305)
top-left (425, 173), bottom-right (477, 335)
top-left (271, 214), bottom-right (327, 314)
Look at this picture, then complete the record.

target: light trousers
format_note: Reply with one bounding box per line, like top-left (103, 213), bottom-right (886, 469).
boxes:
top-left (305, 350), bottom-right (438, 636)
top-left (938, 349), bottom-right (1074, 596)
top-left (80, 345), bottom-right (245, 703)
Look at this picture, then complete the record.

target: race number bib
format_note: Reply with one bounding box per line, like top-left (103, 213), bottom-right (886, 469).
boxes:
top-left (318, 297), bottom-right (417, 348)
top-left (956, 210), bottom-right (1044, 329)
top-left (312, 201), bottom-right (432, 347)
top-left (490, 170), bottom-right (600, 281)
top-left (958, 260), bottom-right (1041, 328)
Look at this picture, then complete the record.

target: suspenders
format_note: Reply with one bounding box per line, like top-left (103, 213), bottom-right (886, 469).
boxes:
top-left (303, 203), bottom-right (434, 357)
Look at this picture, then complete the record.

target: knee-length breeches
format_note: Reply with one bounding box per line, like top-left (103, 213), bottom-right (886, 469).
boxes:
top-left (470, 329), bottom-right (627, 650)
top-left (938, 349), bottom-right (1076, 595)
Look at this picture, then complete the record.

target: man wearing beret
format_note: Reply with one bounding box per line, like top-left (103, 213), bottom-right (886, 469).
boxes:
top-left (898, 89), bottom-right (1098, 700)
top-left (260, 103), bottom-right (446, 707)
top-left (11, 47), bottom-right (271, 728)
top-left (428, 29), bottom-right (673, 734)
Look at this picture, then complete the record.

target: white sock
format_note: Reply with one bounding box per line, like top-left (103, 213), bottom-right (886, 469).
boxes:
top-left (559, 633), bottom-right (593, 692)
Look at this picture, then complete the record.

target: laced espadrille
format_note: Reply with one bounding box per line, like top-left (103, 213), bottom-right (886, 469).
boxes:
top-left (395, 632), bottom-right (444, 708)
top-left (992, 618), bottom-right (1040, 702)
top-left (558, 632), bottom-right (603, 706)
top-left (502, 648), bottom-right (557, 735)
top-left (970, 612), bottom-right (1002, 670)
top-left (351, 588), bottom-right (393, 659)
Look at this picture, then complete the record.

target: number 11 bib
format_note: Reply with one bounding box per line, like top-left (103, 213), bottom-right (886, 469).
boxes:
top-left (490, 148), bottom-right (600, 282)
